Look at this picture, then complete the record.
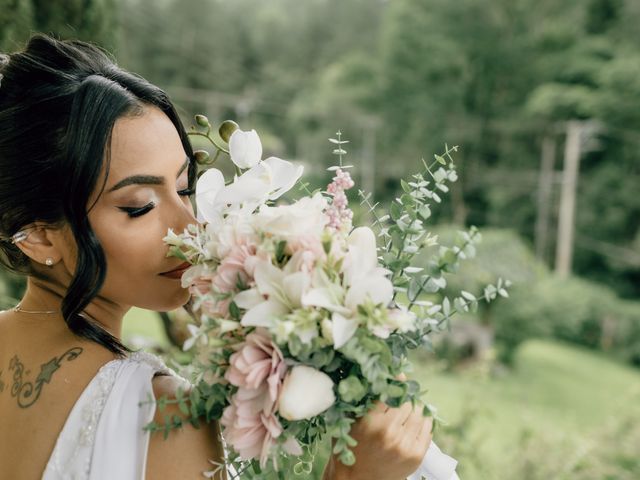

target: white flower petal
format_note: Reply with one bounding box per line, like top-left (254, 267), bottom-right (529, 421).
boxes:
top-left (233, 288), bottom-right (264, 309)
top-left (181, 264), bottom-right (205, 289)
top-left (218, 319), bottom-right (241, 333)
top-left (262, 157), bottom-right (304, 200)
top-left (229, 129), bottom-right (262, 169)
top-left (282, 271), bottom-right (310, 308)
top-left (240, 299), bottom-right (289, 328)
top-left (254, 260), bottom-right (286, 299)
top-left (183, 335), bottom-right (197, 352)
top-left (372, 325), bottom-right (391, 339)
top-left (345, 275), bottom-right (394, 310)
top-left (343, 227), bottom-right (379, 286)
top-left (332, 312), bottom-right (359, 349)
top-left (302, 288), bottom-right (350, 315)
top-left (195, 168), bottom-right (226, 223)
top-left (218, 171), bottom-right (270, 209)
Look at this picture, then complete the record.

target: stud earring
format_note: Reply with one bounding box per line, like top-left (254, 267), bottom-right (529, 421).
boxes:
top-left (45, 258), bottom-right (54, 267)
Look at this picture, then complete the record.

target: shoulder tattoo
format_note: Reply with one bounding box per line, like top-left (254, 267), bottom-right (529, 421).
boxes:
top-left (7, 347), bottom-right (84, 408)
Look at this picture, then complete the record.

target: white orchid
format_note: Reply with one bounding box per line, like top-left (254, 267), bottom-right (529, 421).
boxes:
top-left (195, 168), bottom-right (226, 224)
top-left (195, 128), bottom-right (304, 222)
top-left (302, 227), bottom-right (394, 348)
top-left (219, 156), bottom-right (303, 211)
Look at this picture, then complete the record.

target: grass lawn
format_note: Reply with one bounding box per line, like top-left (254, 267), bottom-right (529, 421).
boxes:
top-left (122, 307), bottom-right (171, 348)
top-left (412, 339), bottom-right (640, 478)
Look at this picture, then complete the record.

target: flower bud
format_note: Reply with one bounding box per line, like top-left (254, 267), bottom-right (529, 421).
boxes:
top-left (194, 149), bottom-right (211, 165)
top-left (219, 119), bottom-right (239, 143)
top-left (278, 365), bottom-right (335, 420)
top-left (195, 114), bottom-right (210, 128)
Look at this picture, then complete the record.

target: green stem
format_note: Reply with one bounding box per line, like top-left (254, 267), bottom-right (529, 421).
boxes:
top-left (188, 131), bottom-right (229, 154)
top-left (406, 231), bottom-right (477, 310)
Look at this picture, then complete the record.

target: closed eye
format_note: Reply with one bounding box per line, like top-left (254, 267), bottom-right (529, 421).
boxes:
top-left (118, 186), bottom-right (194, 218)
top-left (119, 202), bottom-right (155, 218)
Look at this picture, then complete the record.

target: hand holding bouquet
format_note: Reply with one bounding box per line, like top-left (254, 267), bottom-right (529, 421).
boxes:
top-left (151, 117), bottom-right (508, 479)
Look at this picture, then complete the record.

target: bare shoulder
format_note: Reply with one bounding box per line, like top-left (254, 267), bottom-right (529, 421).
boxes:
top-left (145, 375), bottom-right (226, 480)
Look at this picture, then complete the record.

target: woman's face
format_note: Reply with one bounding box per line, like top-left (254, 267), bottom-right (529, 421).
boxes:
top-left (85, 105), bottom-right (196, 311)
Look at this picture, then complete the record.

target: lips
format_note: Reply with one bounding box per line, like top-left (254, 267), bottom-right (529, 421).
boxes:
top-left (159, 261), bottom-right (191, 279)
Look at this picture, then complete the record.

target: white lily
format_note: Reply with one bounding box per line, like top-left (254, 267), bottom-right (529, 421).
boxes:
top-left (302, 226), bottom-right (393, 348)
top-left (233, 254), bottom-right (311, 329)
top-left (342, 226), bottom-right (391, 286)
top-left (228, 128), bottom-right (262, 169)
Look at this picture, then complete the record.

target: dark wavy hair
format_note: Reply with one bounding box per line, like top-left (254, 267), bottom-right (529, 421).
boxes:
top-left (0, 34), bottom-right (196, 356)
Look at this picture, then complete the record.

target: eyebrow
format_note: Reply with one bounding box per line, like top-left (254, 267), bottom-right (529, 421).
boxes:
top-left (108, 156), bottom-right (190, 193)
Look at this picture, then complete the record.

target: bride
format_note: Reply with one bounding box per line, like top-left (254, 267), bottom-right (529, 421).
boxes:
top-left (0, 34), bottom-right (433, 479)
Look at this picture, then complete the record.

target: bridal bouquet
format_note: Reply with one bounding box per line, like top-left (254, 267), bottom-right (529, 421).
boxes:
top-left (150, 116), bottom-right (508, 479)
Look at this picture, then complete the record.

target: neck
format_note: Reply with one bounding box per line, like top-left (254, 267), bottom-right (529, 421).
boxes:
top-left (20, 274), bottom-right (130, 340)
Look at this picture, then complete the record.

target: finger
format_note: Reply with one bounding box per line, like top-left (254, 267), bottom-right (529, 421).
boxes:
top-left (402, 406), bottom-right (424, 442)
top-left (371, 400), bottom-right (390, 415)
top-left (417, 414), bottom-right (434, 449)
top-left (397, 401), bottom-right (416, 427)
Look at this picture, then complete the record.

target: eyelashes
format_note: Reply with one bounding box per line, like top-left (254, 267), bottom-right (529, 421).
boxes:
top-left (120, 202), bottom-right (156, 218)
top-left (119, 187), bottom-right (195, 218)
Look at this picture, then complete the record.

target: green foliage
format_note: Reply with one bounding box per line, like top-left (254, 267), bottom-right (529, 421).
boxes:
top-left (437, 227), bottom-right (545, 295)
top-left (107, 0), bottom-right (640, 298)
top-left (2, 0), bottom-right (639, 298)
top-left (0, 269), bottom-right (25, 309)
top-left (491, 274), bottom-right (640, 365)
top-left (0, 0), bottom-right (33, 51)
top-left (0, 0), bottom-right (118, 52)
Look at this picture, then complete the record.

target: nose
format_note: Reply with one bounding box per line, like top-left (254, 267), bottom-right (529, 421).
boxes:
top-left (170, 195), bottom-right (198, 234)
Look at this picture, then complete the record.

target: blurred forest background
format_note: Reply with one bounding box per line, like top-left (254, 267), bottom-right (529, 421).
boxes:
top-left (1, 0), bottom-right (639, 478)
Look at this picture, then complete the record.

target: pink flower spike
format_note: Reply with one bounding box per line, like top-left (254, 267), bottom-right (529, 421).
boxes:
top-left (325, 168), bottom-right (355, 232)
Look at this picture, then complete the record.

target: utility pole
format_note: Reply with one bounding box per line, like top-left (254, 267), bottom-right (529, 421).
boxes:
top-left (555, 120), bottom-right (603, 277)
top-left (535, 134), bottom-right (557, 262)
top-left (555, 121), bottom-right (586, 277)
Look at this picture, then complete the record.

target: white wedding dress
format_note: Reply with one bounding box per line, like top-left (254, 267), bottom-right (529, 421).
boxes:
top-left (42, 350), bottom-right (188, 480)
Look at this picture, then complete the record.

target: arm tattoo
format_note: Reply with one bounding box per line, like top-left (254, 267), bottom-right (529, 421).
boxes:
top-left (0, 369), bottom-right (4, 393)
top-left (8, 347), bottom-right (83, 408)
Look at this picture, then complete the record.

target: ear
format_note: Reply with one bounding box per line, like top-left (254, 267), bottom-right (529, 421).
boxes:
top-left (13, 225), bottom-right (66, 267)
